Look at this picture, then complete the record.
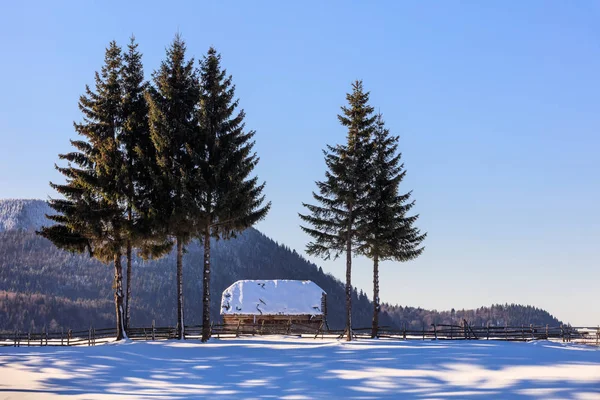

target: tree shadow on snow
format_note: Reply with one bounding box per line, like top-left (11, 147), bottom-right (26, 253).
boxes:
top-left (0, 338), bottom-right (599, 399)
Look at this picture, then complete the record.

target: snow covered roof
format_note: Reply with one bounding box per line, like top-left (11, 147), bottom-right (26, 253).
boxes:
top-left (221, 280), bottom-right (326, 316)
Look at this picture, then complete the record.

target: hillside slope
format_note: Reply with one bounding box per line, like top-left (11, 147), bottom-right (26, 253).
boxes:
top-left (0, 199), bottom-right (562, 331)
top-left (0, 199), bottom-right (55, 232)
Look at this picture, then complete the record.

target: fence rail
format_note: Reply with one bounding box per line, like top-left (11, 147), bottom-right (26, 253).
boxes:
top-left (2, 321), bottom-right (599, 347)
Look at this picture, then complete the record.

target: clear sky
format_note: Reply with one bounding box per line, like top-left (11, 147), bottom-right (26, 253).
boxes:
top-left (1, 1), bottom-right (598, 326)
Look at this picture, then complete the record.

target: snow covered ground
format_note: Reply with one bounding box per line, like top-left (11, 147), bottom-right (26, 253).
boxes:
top-left (0, 337), bottom-right (599, 399)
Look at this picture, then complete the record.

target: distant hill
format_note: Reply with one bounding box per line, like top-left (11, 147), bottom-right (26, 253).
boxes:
top-left (0, 199), bottom-right (563, 332)
top-left (0, 199), bottom-right (55, 232)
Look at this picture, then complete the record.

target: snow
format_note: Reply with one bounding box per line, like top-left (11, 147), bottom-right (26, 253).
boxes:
top-left (221, 280), bottom-right (326, 316)
top-left (0, 199), bottom-right (55, 232)
top-left (0, 337), bottom-right (599, 399)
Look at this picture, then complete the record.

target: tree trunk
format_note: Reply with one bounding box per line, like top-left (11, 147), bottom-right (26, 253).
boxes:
top-left (371, 254), bottom-right (379, 339)
top-left (114, 251), bottom-right (126, 341)
top-left (176, 237), bottom-right (184, 340)
top-left (201, 228), bottom-right (211, 342)
top-left (125, 207), bottom-right (132, 331)
top-left (345, 211), bottom-right (353, 342)
top-left (125, 240), bottom-right (132, 331)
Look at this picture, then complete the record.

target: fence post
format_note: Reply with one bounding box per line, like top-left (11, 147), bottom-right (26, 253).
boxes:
top-left (529, 324), bottom-right (535, 340)
top-left (88, 326), bottom-right (91, 346)
top-left (61, 327), bottom-right (64, 346)
top-left (40, 326), bottom-right (44, 346)
top-left (560, 324), bottom-right (564, 342)
top-left (67, 329), bottom-right (71, 346)
top-left (546, 324), bottom-right (549, 340)
top-left (236, 319), bottom-right (241, 337)
top-left (28, 330), bottom-right (31, 347)
top-left (152, 320), bottom-right (156, 341)
top-left (422, 323), bottom-right (425, 340)
top-left (403, 323), bottom-right (406, 340)
top-left (596, 326), bottom-right (599, 346)
top-left (487, 322), bottom-right (490, 340)
top-left (13, 330), bottom-right (17, 347)
top-left (433, 324), bottom-right (437, 340)
top-left (450, 324), bottom-right (453, 340)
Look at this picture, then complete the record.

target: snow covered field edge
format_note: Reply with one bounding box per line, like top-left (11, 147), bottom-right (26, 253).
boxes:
top-left (0, 336), bottom-right (599, 399)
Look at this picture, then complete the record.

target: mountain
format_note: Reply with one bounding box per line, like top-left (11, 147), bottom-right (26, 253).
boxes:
top-left (0, 199), bottom-right (55, 233)
top-left (0, 199), bottom-right (562, 332)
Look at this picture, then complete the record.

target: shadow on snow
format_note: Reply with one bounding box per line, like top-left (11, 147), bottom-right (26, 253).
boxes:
top-left (0, 338), bottom-right (599, 399)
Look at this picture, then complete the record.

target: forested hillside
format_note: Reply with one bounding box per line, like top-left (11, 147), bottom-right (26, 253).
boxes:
top-left (0, 199), bottom-right (55, 233)
top-left (381, 303), bottom-right (562, 329)
top-left (0, 199), bottom-right (562, 332)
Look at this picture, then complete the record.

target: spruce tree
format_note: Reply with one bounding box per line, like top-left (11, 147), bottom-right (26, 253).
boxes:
top-left (118, 36), bottom-right (172, 329)
top-left (119, 36), bottom-right (145, 330)
top-left (360, 114), bottom-right (426, 338)
top-left (300, 80), bottom-right (376, 341)
top-left (146, 35), bottom-right (200, 339)
top-left (195, 48), bottom-right (270, 342)
top-left (38, 41), bottom-right (129, 340)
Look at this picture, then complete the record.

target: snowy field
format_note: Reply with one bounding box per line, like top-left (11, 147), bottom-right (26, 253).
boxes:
top-left (0, 337), bottom-right (599, 399)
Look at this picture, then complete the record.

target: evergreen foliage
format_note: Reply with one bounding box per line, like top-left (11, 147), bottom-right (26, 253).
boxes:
top-left (300, 80), bottom-right (376, 341)
top-left (195, 48), bottom-right (270, 341)
top-left (145, 35), bottom-right (200, 339)
top-left (360, 114), bottom-right (426, 337)
top-left (37, 42), bottom-right (128, 340)
top-left (119, 36), bottom-right (152, 330)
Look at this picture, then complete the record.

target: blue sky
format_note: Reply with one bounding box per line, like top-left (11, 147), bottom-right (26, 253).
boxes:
top-left (1, 1), bottom-right (598, 325)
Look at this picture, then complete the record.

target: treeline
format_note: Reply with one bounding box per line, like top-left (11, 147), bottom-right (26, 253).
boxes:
top-left (0, 291), bottom-right (115, 332)
top-left (381, 303), bottom-right (562, 329)
top-left (38, 36), bottom-right (269, 341)
top-left (0, 226), bottom-right (563, 332)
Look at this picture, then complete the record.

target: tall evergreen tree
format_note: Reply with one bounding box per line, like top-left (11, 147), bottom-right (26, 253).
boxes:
top-left (195, 48), bottom-right (270, 342)
top-left (38, 41), bottom-right (129, 340)
top-left (146, 35), bottom-right (200, 339)
top-left (360, 114), bottom-right (426, 338)
top-left (300, 80), bottom-right (376, 341)
top-left (119, 36), bottom-right (150, 330)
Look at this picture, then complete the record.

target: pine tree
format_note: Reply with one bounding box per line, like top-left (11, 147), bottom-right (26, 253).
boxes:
top-left (360, 114), bottom-right (426, 338)
top-left (119, 36), bottom-right (149, 330)
top-left (195, 48), bottom-right (270, 342)
top-left (119, 36), bottom-right (173, 329)
top-left (37, 41), bottom-right (128, 340)
top-left (146, 35), bottom-right (200, 339)
top-left (300, 80), bottom-right (376, 341)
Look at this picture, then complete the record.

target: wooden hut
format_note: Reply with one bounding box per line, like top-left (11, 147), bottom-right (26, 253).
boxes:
top-left (220, 280), bottom-right (327, 333)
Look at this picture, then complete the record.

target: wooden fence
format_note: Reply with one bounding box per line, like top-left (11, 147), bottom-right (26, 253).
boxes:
top-left (1, 320), bottom-right (599, 347)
